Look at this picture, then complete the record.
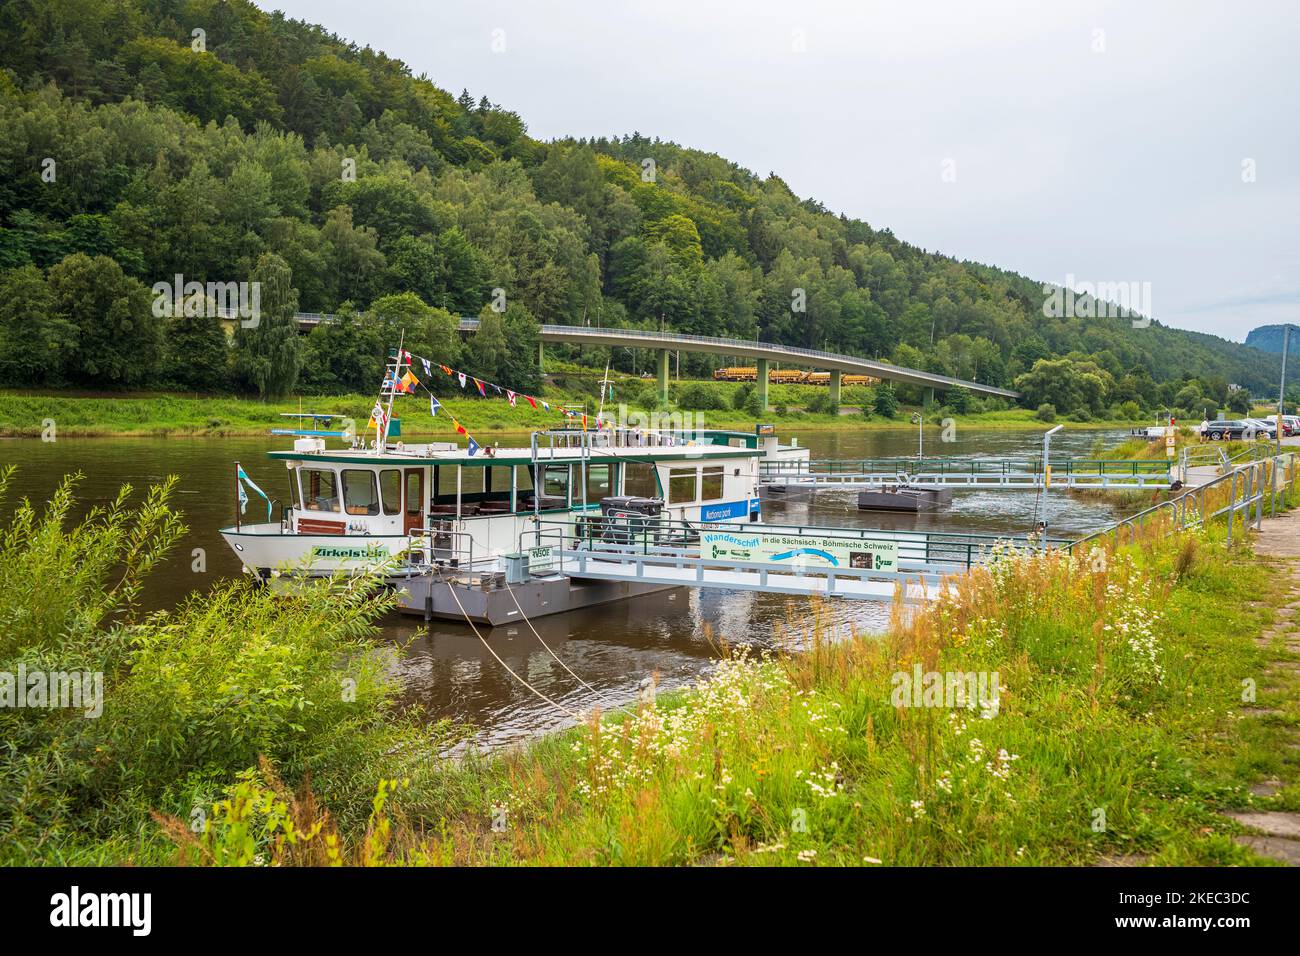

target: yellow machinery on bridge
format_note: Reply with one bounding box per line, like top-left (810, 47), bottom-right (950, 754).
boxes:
top-left (713, 367), bottom-right (879, 386)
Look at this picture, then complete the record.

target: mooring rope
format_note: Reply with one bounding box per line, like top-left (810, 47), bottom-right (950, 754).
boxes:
top-left (502, 582), bottom-right (635, 717)
top-left (443, 576), bottom-right (581, 720)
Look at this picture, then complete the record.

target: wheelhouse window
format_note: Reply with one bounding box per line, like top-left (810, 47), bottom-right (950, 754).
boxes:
top-left (343, 469), bottom-right (380, 516)
top-left (701, 465), bottom-right (724, 501)
top-left (668, 466), bottom-right (698, 504)
top-left (301, 468), bottom-right (340, 512)
top-left (585, 463), bottom-right (614, 504)
top-left (543, 465), bottom-right (574, 509)
top-left (622, 462), bottom-right (658, 499)
top-left (379, 469), bottom-right (401, 515)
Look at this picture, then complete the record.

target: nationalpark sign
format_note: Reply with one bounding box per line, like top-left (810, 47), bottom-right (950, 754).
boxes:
top-left (701, 531), bottom-right (899, 572)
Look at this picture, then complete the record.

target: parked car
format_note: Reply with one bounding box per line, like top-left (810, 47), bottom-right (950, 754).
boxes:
top-left (1200, 419), bottom-right (1255, 440)
top-left (1245, 418), bottom-right (1279, 439)
top-left (1263, 414), bottom-right (1299, 436)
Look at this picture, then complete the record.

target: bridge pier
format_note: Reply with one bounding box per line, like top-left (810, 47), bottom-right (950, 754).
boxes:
top-left (924, 386), bottom-right (935, 408)
top-left (756, 359), bottom-right (769, 412)
top-left (656, 349), bottom-right (670, 404)
top-left (829, 370), bottom-right (842, 408)
top-left (537, 341), bottom-right (544, 374)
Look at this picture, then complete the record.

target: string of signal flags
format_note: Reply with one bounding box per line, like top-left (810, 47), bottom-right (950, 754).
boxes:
top-left (367, 349), bottom-right (662, 457)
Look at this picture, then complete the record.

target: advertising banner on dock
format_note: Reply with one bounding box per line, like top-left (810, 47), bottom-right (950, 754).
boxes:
top-left (701, 531), bottom-right (899, 572)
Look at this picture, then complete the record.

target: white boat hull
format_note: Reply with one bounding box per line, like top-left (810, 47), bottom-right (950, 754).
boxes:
top-left (220, 523), bottom-right (410, 576)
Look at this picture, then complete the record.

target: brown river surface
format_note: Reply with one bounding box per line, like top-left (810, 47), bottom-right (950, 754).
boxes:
top-left (2, 426), bottom-right (1142, 748)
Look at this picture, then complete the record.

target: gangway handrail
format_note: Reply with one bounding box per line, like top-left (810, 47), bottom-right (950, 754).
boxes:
top-left (1067, 452), bottom-right (1296, 552)
top-left (551, 546), bottom-right (950, 601)
top-left (523, 515), bottom-right (1071, 572)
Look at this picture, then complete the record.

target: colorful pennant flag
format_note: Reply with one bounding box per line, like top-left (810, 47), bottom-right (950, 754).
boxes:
top-left (525, 394), bottom-right (537, 409)
top-left (506, 389), bottom-right (516, 407)
top-left (474, 377), bottom-right (486, 397)
top-left (400, 370), bottom-right (419, 393)
top-left (457, 372), bottom-right (467, 389)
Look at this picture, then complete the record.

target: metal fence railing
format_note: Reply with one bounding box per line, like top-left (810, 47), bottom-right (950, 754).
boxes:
top-left (1068, 451), bottom-right (1297, 552)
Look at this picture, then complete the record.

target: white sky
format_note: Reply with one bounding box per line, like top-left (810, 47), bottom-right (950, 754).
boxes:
top-left (267, 0), bottom-right (1299, 341)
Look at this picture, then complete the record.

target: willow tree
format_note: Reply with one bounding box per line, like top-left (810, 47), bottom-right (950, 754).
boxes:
top-left (235, 252), bottom-right (301, 399)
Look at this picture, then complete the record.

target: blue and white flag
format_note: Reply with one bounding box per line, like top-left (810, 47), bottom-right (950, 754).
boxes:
top-left (236, 464), bottom-right (272, 521)
top-left (421, 357), bottom-right (431, 376)
top-left (467, 437), bottom-right (481, 457)
top-left (430, 394), bottom-right (441, 417)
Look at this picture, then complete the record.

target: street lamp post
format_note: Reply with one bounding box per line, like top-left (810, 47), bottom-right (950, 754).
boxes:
top-left (1278, 325), bottom-right (1291, 453)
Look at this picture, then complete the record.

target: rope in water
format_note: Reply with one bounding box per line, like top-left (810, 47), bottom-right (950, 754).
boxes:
top-left (443, 575), bottom-right (581, 720)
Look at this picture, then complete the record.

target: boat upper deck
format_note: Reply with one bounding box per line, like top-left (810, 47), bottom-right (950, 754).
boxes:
top-left (267, 427), bottom-right (770, 468)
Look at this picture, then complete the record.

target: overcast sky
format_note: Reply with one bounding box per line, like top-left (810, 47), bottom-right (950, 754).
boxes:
top-left (268, 0), bottom-right (1298, 342)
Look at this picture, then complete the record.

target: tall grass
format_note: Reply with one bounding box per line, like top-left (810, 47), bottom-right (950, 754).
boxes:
top-left (163, 512), bottom-right (1294, 866)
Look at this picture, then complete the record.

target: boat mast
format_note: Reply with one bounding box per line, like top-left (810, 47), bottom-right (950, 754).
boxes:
top-left (378, 329), bottom-right (406, 451)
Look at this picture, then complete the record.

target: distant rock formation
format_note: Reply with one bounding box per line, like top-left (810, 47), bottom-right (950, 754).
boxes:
top-left (1245, 325), bottom-right (1297, 354)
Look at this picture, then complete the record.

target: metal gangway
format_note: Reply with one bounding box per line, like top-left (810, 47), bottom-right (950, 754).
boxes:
top-left (759, 456), bottom-right (1176, 491)
top-left (519, 516), bottom-right (1071, 603)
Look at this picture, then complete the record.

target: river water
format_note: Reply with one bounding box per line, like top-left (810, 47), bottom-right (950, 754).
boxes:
top-left (1, 425), bottom-right (1139, 748)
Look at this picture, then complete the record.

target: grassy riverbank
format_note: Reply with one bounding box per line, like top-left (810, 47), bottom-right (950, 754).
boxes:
top-left (0, 390), bottom-right (1140, 439)
top-left (3, 463), bottom-right (1297, 866)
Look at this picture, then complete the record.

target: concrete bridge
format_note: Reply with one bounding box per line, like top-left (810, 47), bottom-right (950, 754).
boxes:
top-left (225, 309), bottom-right (1020, 410)
top-left (456, 318), bottom-right (1019, 409)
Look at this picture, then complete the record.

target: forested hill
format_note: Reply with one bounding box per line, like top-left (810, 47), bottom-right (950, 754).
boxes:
top-left (0, 0), bottom-right (1292, 416)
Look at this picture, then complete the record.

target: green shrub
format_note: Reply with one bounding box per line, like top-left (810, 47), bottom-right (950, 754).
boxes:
top-left (873, 384), bottom-right (899, 418)
top-left (1035, 403), bottom-right (1056, 423)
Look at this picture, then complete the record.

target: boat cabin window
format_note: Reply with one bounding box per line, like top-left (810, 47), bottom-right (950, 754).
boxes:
top-left (434, 465), bottom-right (458, 504)
top-left (622, 462), bottom-right (658, 499)
top-left (668, 466), bottom-right (698, 504)
top-left (487, 466), bottom-right (513, 498)
top-left (343, 469), bottom-right (380, 516)
top-left (405, 471), bottom-right (422, 517)
top-left (379, 469), bottom-right (401, 516)
top-left (515, 464), bottom-right (535, 495)
top-left (585, 463), bottom-right (614, 504)
top-left (701, 465), bottom-right (724, 501)
top-left (542, 464), bottom-right (570, 503)
top-left (301, 468), bottom-right (340, 512)
top-left (287, 470), bottom-right (302, 510)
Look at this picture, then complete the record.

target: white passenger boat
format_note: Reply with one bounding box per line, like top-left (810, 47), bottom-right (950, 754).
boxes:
top-left (219, 347), bottom-right (809, 623)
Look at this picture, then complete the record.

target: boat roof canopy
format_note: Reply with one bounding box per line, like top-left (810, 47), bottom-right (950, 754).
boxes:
top-left (269, 444), bottom-right (760, 468)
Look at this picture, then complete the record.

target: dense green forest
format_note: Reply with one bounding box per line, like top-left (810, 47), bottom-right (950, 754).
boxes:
top-left (0, 0), bottom-right (1294, 418)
